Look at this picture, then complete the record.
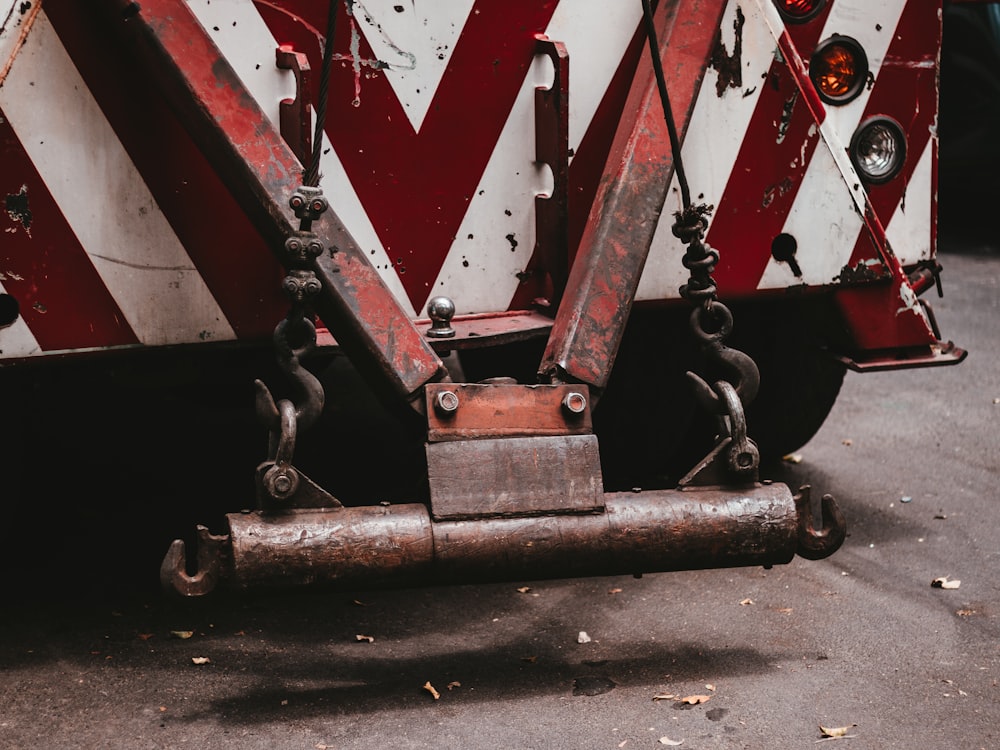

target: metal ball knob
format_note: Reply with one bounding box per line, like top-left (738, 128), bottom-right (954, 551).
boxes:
top-left (426, 296), bottom-right (456, 338)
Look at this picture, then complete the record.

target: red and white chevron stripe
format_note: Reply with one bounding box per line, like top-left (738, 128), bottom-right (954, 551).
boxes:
top-left (0, 0), bottom-right (940, 360)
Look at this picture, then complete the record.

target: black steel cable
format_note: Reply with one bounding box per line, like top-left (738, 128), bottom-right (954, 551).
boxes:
top-left (303, 1), bottom-right (338, 187)
top-left (640, 0), bottom-right (691, 210)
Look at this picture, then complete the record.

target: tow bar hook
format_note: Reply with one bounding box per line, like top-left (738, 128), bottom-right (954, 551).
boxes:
top-left (159, 525), bottom-right (231, 597)
top-left (794, 485), bottom-right (847, 560)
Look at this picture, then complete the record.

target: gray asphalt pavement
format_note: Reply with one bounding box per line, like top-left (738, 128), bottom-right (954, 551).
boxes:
top-left (1, 246), bottom-right (998, 750)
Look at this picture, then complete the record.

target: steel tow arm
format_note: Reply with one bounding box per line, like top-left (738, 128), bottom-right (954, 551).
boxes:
top-left (104, 0), bottom-right (448, 412)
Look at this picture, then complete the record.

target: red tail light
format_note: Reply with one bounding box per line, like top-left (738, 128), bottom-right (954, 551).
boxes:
top-left (810, 36), bottom-right (869, 105)
top-left (775, 0), bottom-right (826, 23)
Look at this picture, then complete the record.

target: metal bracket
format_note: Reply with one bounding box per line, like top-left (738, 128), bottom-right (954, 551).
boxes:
top-left (533, 35), bottom-right (570, 305)
top-left (276, 44), bottom-right (312, 165)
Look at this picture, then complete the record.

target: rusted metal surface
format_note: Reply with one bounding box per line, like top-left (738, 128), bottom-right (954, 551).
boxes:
top-left (425, 383), bottom-right (592, 442)
top-left (832, 281), bottom-right (968, 370)
top-left (275, 45), bottom-right (312, 166)
top-left (426, 435), bottom-right (604, 520)
top-left (794, 485), bottom-right (847, 561)
top-left (538, 0), bottom-right (727, 393)
top-left (0, 0), bottom-right (41, 86)
top-left (316, 310), bottom-right (555, 353)
top-left (102, 0), bottom-right (446, 408)
top-left (161, 480), bottom-right (849, 594)
top-left (533, 34), bottom-right (570, 304)
top-left (230, 505), bottom-right (435, 591)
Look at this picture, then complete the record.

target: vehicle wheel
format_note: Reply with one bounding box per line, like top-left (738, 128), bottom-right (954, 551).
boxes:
top-left (729, 302), bottom-right (847, 466)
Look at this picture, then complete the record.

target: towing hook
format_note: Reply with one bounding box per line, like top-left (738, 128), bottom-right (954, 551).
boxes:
top-left (254, 316), bottom-right (325, 432)
top-left (686, 345), bottom-right (761, 412)
top-left (686, 303), bottom-right (761, 414)
top-left (794, 485), bottom-right (847, 560)
top-left (159, 525), bottom-right (231, 597)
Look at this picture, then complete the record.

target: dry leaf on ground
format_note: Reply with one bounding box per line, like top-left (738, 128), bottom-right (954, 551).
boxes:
top-left (680, 694), bottom-right (712, 705)
top-left (658, 737), bottom-right (684, 746)
top-left (652, 693), bottom-right (678, 702)
top-left (932, 576), bottom-right (961, 589)
top-left (422, 681), bottom-right (440, 700)
top-left (355, 634), bottom-right (375, 643)
top-left (739, 598), bottom-right (754, 606)
top-left (170, 630), bottom-right (194, 640)
top-left (819, 724), bottom-right (857, 738)
top-left (191, 656), bottom-right (210, 665)
top-left (517, 586), bottom-right (532, 594)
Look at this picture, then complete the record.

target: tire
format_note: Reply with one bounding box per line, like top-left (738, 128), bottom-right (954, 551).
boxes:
top-left (594, 301), bottom-right (846, 487)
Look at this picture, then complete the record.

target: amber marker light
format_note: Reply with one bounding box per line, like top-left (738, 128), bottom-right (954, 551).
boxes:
top-left (810, 35), bottom-right (869, 105)
top-left (775, 0), bottom-right (826, 23)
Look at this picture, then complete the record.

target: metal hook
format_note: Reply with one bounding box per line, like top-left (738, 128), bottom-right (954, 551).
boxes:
top-left (686, 346), bottom-right (761, 415)
top-left (261, 399), bottom-right (301, 501)
top-left (254, 315), bottom-right (325, 432)
top-left (794, 485), bottom-right (847, 560)
top-left (713, 380), bottom-right (759, 476)
top-left (159, 525), bottom-right (231, 597)
top-left (686, 302), bottom-right (760, 414)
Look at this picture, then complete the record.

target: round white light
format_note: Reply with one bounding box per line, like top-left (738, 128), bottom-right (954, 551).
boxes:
top-left (850, 117), bottom-right (906, 184)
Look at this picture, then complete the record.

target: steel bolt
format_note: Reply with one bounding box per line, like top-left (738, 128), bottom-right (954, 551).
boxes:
top-left (562, 391), bottom-right (587, 415)
top-left (435, 390), bottom-right (460, 414)
top-left (263, 464), bottom-right (299, 500)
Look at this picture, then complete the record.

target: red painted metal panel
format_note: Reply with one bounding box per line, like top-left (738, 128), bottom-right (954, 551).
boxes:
top-left (99, 0), bottom-right (446, 403)
top-left (45, 0), bottom-right (286, 342)
top-left (0, 111), bottom-right (139, 352)
top-left (709, 5), bottom-right (832, 296)
top-left (254, 1), bottom-right (560, 312)
top-left (846, 0), bottom-right (941, 268)
top-left (539, 0), bottom-right (728, 391)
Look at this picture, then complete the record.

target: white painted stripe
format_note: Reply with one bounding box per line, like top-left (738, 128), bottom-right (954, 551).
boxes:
top-left (352, 0), bottom-right (474, 133)
top-left (186, 0), bottom-right (296, 130)
top-left (0, 282), bottom-right (41, 357)
top-left (195, 1), bottom-right (416, 315)
top-left (0, 13), bottom-right (236, 346)
top-left (636, 0), bottom-right (775, 301)
top-left (757, 0), bottom-right (909, 288)
top-left (886, 138), bottom-right (932, 265)
top-left (428, 0), bottom-right (645, 315)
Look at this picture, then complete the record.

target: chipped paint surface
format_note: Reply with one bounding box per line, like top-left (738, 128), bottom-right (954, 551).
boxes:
top-left (0, 0), bottom-right (945, 361)
top-left (4, 183), bottom-right (30, 232)
top-left (710, 5), bottom-right (744, 97)
top-left (0, 10), bottom-right (236, 350)
top-left (835, 258), bottom-right (882, 285)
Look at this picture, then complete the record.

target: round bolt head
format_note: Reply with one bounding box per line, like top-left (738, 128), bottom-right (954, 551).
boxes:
top-left (263, 464), bottom-right (299, 500)
top-left (435, 390), bottom-right (460, 414)
top-left (562, 391), bottom-right (587, 414)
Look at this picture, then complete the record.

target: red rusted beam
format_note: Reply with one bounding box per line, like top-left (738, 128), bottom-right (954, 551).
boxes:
top-left (103, 0), bottom-right (446, 408)
top-left (539, 0), bottom-right (728, 393)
